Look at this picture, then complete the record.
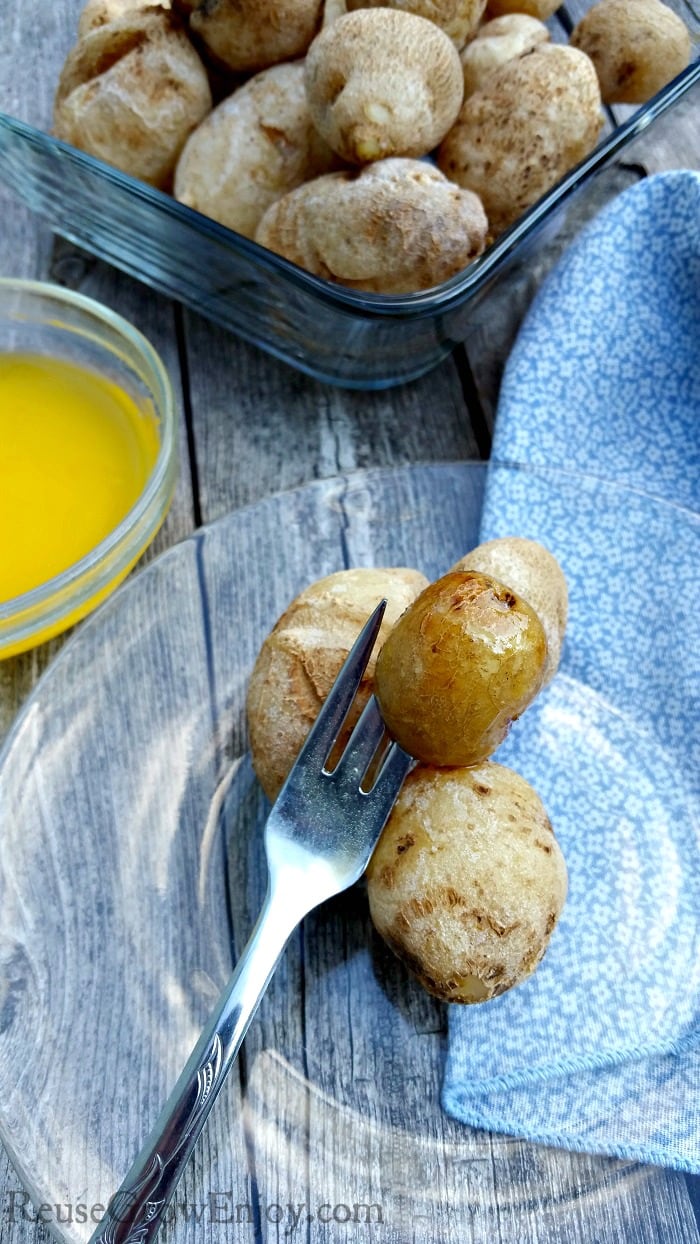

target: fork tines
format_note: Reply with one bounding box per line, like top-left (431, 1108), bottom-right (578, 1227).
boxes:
top-left (291, 599), bottom-right (388, 779)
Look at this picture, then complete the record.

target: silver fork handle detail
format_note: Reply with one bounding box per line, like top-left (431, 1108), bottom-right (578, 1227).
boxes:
top-left (89, 883), bottom-right (302, 1244)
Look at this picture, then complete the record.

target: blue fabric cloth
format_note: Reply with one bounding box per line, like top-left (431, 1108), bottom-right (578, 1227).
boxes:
top-left (442, 170), bottom-right (700, 1171)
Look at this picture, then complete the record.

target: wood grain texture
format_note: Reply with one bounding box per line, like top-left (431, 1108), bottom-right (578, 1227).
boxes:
top-left (2, 466), bottom-right (698, 1244)
top-left (180, 311), bottom-right (482, 522)
top-left (0, 3), bottom-right (202, 1230)
top-left (1, 0), bottom-right (700, 1239)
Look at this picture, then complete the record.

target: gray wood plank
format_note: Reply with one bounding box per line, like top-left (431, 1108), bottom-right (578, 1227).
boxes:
top-left (0, 4), bottom-right (202, 1233)
top-left (180, 311), bottom-right (482, 521)
top-left (0, 55), bottom-right (86, 1244)
top-left (1, 0), bottom-right (699, 1237)
top-left (0, 536), bottom-right (253, 1244)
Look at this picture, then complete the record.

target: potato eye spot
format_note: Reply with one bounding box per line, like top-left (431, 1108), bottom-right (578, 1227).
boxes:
top-left (325, 71), bottom-right (347, 107)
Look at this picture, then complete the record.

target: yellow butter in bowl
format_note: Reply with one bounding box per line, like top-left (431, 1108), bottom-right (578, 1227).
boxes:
top-left (1, 354), bottom-right (159, 601)
top-left (0, 280), bottom-right (177, 659)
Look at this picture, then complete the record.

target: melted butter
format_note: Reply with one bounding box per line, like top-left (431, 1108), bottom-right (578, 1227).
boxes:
top-left (0, 352), bottom-right (159, 606)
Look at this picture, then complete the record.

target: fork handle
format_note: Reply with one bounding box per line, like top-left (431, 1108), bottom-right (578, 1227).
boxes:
top-left (89, 884), bottom-right (302, 1244)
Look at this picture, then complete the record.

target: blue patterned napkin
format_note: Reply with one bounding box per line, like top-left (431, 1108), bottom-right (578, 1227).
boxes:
top-left (442, 171), bottom-right (700, 1170)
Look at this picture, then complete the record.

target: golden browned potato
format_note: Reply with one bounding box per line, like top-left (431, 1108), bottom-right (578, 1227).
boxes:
top-left (345, 0), bottom-right (487, 47)
top-left (255, 158), bottom-right (488, 292)
top-left (570, 0), bottom-right (691, 104)
top-left (367, 762), bottom-right (567, 1002)
top-left (452, 537), bottom-right (567, 686)
top-left (486, 0), bottom-right (561, 20)
top-left (374, 569), bottom-right (547, 765)
top-left (54, 7), bottom-right (212, 189)
top-left (77, 0), bottom-right (169, 36)
top-left (438, 44), bottom-right (602, 235)
top-left (304, 9), bottom-right (464, 163)
top-left (246, 567), bottom-right (429, 801)
top-left (174, 62), bottom-right (339, 239)
top-left (459, 14), bottom-right (549, 96)
top-left (187, 0), bottom-right (324, 74)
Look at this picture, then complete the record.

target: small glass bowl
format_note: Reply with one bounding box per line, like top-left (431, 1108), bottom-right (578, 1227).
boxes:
top-left (0, 278), bottom-right (178, 659)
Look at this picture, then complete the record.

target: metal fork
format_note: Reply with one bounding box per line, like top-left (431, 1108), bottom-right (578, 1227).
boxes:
top-left (89, 600), bottom-right (413, 1244)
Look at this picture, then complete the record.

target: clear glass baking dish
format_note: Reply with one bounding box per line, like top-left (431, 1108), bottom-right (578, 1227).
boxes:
top-left (0, 59), bottom-right (698, 389)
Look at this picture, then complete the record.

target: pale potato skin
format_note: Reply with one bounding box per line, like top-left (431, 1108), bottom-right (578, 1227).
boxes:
top-left (54, 8), bottom-right (212, 189)
top-left (345, 0), bottom-right (487, 48)
top-left (188, 0), bottom-right (324, 74)
top-left (374, 569), bottom-right (547, 766)
top-left (367, 762), bottom-right (567, 1002)
top-left (460, 14), bottom-right (549, 96)
top-left (304, 9), bottom-right (464, 163)
top-left (323, 0), bottom-right (348, 21)
top-left (438, 44), bottom-right (603, 235)
top-left (255, 158), bottom-right (488, 293)
top-left (246, 567), bottom-right (429, 801)
top-left (78, 0), bottom-right (169, 37)
top-left (452, 537), bottom-right (567, 686)
top-left (570, 0), bottom-right (691, 104)
top-left (174, 62), bottom-right (339, 239)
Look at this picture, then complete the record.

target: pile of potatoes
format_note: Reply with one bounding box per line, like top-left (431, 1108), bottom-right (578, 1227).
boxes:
top-left (54, 0), bottom-right (691, 293)
top-left (246, 537), bottom-right (570, 1005)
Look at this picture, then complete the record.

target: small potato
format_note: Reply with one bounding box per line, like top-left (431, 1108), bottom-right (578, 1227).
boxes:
top-left (438, 44), bottom-right (602, 236)
top-left (345, 0), bottom-right (487, 48)
top-left (486, 0), bottom-right (561, 21)
top-left (304, 9), bottom-right (464, 163)
top-left (570, 0), bottom-right (691, 104)
top-left (367, 762), bottom-right (567, 1002)
top-left (374, 569), bottom-right (547, 765)
top-left (77, 0), bottom-right (169, 36)
top-left (452, 537), bottom-right (567, 686)
top-left (460, 14), bottom-right (549, 96)
top-left (188, 0), bottom-right (324, 74)
top-left (255, 158), bottom-right (488, 293)
top-left (323, 0), bottom-right (348, 21)
top-left (174, 63), bottom-right (339, 239)
top-left (246, 567), bottom-right (429, 801)
top-left (54, 8), bottom-right (212, 189)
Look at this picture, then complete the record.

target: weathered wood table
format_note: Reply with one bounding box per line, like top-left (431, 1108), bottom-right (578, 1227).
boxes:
top-left (1, 4), bottom-right (699, 1242)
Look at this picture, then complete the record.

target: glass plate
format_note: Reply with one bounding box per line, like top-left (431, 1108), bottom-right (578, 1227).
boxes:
top-left (1, 462), bottom-right (699, 1243)
top-left (0, 58), bottom-right (698, 388)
